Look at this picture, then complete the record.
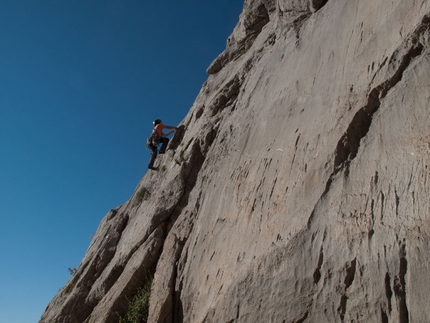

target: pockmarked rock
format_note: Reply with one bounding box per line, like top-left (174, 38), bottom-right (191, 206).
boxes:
top-left (41, 0), bottom-right (430, 322)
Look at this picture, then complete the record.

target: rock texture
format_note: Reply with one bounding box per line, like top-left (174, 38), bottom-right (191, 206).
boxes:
top-left (41, 0), bottom-right (430, 322)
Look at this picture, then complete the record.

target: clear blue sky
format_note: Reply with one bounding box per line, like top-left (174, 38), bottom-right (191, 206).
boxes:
top-left (0, 1), bottom-right (243, 322)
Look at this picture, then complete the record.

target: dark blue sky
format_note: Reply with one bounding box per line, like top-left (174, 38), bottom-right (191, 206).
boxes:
top-left (0, 1), bottom-right (244, 322)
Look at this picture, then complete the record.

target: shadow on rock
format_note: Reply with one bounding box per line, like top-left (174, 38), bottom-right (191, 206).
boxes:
top-left (168, 125), bottom-right (186, 151)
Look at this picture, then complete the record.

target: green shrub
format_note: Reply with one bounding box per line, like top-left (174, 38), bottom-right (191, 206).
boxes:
top-left (119, 277), bottom-right (153, 323)
top-left (68, 267), bottom-right (77, 275)
top-left (134, 187), bottom-right (149, 206)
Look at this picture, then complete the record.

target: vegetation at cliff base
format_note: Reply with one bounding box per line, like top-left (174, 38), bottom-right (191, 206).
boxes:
top-left (119, 277), bottom-right (153, 323)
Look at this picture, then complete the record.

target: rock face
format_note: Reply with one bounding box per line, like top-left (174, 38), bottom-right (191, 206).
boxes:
top-left (41, 0), bottom-right (430, 322)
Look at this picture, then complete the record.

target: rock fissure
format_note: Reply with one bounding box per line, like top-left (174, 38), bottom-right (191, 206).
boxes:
top-left (294, 310), bottom-right (309, 323)
top-left (385, 272), bottom-right (393, 313)
top-left (327, 14), bottom-right (429, 197)
top-left (337, 258), bottom-right (357, 321)
top-left (393, 242), bottom-right (409, 323)
top-left (312, 246), bottom-right (324, 284)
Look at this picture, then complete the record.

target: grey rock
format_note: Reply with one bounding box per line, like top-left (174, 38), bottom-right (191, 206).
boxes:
top-left (41, 0), bottom-right (430, 322)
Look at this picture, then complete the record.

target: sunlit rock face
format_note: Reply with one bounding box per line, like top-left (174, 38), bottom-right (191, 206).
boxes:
top-left (41, 0), bottom-right (430, 322)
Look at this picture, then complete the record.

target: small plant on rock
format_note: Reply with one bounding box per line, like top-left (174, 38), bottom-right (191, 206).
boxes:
top-left (179, 151), bottom-right (185, 162)
top-left (119, 277), bottom-right (153, 323)
top-left (68, 267), bottom-right (77, 276)
top-left (134, 187), bottom-right (149, 206)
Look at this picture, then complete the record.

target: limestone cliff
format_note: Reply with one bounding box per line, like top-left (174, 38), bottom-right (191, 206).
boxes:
top-left (41, 0), bottom-right (430, 322)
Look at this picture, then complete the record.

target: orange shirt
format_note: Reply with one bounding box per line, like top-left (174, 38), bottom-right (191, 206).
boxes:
top-left (152, 123), bottom-right (175, 137)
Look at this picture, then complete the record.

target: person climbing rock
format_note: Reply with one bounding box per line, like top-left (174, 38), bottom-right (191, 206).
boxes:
top-left (147, 119), bottom-right (176, 170)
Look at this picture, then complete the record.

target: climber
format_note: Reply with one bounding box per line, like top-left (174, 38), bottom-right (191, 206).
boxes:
top-left (147, 119), bottom-right (176, 170)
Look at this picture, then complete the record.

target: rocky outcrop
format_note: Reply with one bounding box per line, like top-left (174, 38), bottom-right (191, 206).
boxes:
top-left (41, 0), bottom-right (430, 322)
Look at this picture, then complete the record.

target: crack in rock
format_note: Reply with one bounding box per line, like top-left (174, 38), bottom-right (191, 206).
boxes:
top-left (328, 13), bottom-right (428, 193)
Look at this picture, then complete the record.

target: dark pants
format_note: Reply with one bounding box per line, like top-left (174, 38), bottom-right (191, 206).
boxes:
top-left (158, 137), bottom-right (169, 153)
top-left (148, 137), bottom-right (169, 168)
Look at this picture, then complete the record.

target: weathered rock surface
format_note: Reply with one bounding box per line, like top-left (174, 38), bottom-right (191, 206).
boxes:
top-left (41, 0), bottom-right (430, 322)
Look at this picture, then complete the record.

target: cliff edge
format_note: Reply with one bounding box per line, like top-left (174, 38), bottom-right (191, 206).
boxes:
top-left (41, 0), bottom-right (430, 322)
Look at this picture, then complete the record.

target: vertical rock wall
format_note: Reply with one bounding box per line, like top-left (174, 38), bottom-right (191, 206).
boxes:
top-left (41, 0), bottom-right (430, 322)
